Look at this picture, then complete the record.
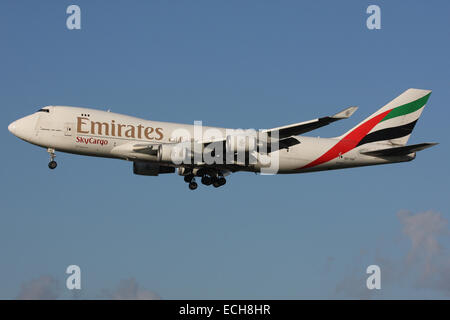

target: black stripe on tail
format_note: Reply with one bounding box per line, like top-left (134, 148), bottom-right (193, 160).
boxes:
top-left (356, 120), bottom-right (418, 147)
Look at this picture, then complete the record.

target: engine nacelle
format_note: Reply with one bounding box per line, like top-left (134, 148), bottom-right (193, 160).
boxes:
top-left (158, 143), bottom-right (190, 164)
top-left (226, 134), bottom-right (257, 153)
top-left (133, 161), bottom-right (175, 176)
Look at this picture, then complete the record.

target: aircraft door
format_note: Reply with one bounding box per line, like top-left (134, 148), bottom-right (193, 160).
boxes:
top-left (64, 122), bottom-right (75, 136)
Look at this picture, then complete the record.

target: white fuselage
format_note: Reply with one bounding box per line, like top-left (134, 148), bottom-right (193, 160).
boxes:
top-left (8, 106), bottom-right (413, 175)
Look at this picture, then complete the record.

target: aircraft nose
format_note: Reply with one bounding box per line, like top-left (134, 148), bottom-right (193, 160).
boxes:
top-left (8, 114), bottom-right (38, 141)
top-left (8, 121), bottom-right (17, 134)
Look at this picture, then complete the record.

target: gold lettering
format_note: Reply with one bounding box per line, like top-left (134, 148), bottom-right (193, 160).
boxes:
top-left (111, 120), bottom-right (116, 136)
top-left (125, 125), bottom-right (135, 138)
top-left (137, 124), bottom-right (144, 139)
top-left (117, 124), bottom-right (126, 137)
top-left (155, 127), bottom-right (164, 140)
top-left (77, 118), bottom-right (161, 141)
top-left (144, 127), bottom-right (154, 140)
top-left (77, 117), bottom-right (89, 134)
top-left (90, 121), bottom-right (109, 135)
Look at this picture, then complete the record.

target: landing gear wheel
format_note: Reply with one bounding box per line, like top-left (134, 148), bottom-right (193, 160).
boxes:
top-left (218, 177), bottom-right (226, 186)
top-left (201, 175), bottom-right (213, 185)
top-left (48, 161), bottom-right (57, 169)
top-left (47, 147), bottom-right (57, 170)
top-left (184, 174), bottom-right (194, 183)
top-left (188, 181), bottom-right (198, 190)
top-left (212, 176), bottom-right (226, 188)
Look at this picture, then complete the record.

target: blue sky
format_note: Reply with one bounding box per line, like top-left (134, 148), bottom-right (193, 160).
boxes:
top-left (1, 1), bottom-right (449, 299)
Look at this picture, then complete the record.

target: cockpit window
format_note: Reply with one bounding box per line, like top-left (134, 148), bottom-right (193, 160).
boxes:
top-left (37, 108), bottom-right (50, 113)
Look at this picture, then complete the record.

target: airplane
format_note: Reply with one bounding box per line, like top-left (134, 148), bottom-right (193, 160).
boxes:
top-left (8, 88), bottom-right (437, 190)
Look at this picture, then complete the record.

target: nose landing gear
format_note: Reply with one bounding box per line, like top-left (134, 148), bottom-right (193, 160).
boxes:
top-left (48, 161), bottom-right (57, 169)
top-left (47, 148), bottom-right (57, 169)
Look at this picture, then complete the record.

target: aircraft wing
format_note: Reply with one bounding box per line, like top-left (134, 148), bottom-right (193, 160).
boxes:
top-left (196, 106), bottom-right (358, 152)
top-left (129, 106), bottom-right (358, 157)
top-left (262, 106), bottom-right (358, 139)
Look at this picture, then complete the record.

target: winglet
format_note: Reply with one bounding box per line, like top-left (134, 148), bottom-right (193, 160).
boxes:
top-left (332, 106), bottom-right (358, 119)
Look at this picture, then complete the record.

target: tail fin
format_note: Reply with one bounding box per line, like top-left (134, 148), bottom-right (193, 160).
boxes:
top-left (337, 88), bottom-right (432, 148)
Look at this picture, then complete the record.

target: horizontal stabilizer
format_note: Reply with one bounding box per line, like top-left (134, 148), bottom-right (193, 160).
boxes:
top-left (360, 143), bottom-right (438, 157)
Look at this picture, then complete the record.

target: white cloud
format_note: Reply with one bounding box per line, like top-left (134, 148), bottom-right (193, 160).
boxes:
top-left (100, 278), bottom-right (160, 300)
top-left (17, 275), bottom-right (60, 300)
top-left (397, 210), bottom-right (450, 293)
top-left (335, 210), bottom-right (450, 298)
top-left (16, 276), bottom-right (160, 300)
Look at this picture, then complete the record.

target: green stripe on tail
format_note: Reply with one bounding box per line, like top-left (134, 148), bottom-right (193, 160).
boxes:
top-left (381, 93), bottom-right (431, 122)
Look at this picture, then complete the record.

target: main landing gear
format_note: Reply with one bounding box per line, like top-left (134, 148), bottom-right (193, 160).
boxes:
top-left (212, 176), bottom-right (226, 188)
top-left (183, 170), bottom-right (226, 190)
top-left (202, 173), bottom-right (226, 188)
top-left (184, 174), bottom-right (198, 190)
top-left (188, 180), bottom-right (198, 190)
top-left (47, 148), bottom-right (57, 169)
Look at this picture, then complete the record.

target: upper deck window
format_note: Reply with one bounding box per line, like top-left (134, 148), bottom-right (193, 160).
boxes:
top-left (37, 108), bottom-right (50, 113)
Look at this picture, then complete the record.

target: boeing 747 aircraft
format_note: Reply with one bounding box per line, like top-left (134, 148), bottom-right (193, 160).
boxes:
top-left (8, 89), bottom-right (437, 190)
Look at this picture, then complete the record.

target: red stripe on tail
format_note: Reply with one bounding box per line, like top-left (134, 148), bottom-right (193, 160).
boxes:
top-left (300, 110), bottom-right (391, 169)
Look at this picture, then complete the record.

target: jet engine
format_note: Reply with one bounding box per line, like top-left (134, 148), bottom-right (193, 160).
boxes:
top-left (157, 143), bottom-right (191, 163)
top-left (226, 134), bottom-right (257, 153)
top-left (133, 161), bottom-right (175, 176)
